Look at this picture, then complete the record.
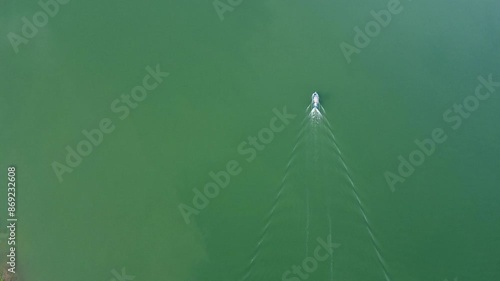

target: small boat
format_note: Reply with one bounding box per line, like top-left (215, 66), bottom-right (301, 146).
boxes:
top-left (312, 92), bottom-right (320, 109)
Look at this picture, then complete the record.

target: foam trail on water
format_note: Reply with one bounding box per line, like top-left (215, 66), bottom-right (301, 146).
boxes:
top-left (320, 105), bottom-right (393, 281)
top-left (244, 94), bottom-right (392, 281)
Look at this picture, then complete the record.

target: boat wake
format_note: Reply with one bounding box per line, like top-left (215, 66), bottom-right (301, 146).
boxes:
top-left (243, 92), bottom-right (392, 281)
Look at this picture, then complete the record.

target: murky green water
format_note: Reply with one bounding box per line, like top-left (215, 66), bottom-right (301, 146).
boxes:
top-left (1, 0), bottom-right (499, 280)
